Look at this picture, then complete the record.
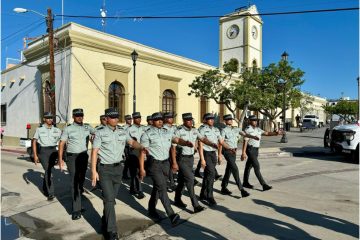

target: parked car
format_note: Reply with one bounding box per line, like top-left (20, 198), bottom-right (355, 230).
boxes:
top-left (324, 123), bottom-right (360, 163)
top-left (303, 115), bottom-right (321, 128)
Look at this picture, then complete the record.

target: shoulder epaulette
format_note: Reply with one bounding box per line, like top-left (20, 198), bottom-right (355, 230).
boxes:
top-left (67, 123), bottom-right (71, 126)
top-left (97, 126), bottom-right (105, 130)
top-left (84, 123), bottom-right (89, 126)
top-left (116, 125), bottom-right (123, 130)
top-left (145, 127), bottom-right (152, 132)
top-left (177, 125), bottom-right (183, 130)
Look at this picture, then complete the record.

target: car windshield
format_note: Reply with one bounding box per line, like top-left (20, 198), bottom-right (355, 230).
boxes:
top-left (304, 115), bottom-right (316, 118)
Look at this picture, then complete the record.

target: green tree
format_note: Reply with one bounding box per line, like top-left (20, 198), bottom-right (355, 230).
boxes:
top-left (323, 100), bottom-right (358, 122)
top-left (188, 59), bottom-right (259, 127)
top-left (247, 59), bottom-right (305, 130)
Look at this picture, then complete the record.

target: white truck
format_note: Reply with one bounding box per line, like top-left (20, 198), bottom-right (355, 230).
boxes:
top-left (303, 115), bottom-right (321, 128)
top-left (324, 123), bottom-right (360, 163)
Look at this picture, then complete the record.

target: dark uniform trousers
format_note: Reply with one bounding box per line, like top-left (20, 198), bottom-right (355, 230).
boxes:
top-left (221, 149), bottom-right (243, 190)
top-left (98, 163), bottom-right (122, 233)
top-left (66, 151), bottom-right (88, 213)
top-left (147, 157), bottom-right (175, 216)
top-left (123, 146), bottom-right (130, 177)
top-left (195, 150), bottom-right (220, 177)
top-left (200, 151), bottom-right (217, 199)
top-left (243, 146), bottom-right (266, 186)
top-left (38, 146), bottom-right (57, 196)
top-left (175, 155), bottom-right (199, 207)
top-left (128, 153), bottom-right (142, 193)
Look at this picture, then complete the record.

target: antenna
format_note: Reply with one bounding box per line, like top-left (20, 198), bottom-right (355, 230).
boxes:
top-left (100, 0), bottom-right (107, 32)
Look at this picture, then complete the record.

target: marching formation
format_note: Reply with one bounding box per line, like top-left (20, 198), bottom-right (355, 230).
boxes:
top-left (32, 108), bottom-right (282, 240)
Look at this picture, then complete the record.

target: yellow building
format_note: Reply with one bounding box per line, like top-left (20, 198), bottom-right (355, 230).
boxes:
top-left (2, 6), bottom-right (263, 145)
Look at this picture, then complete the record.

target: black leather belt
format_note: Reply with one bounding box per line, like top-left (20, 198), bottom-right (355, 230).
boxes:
top-left (42, 146), bottom-right (57, 149)
top-left (99, 162), bottom-right (120, 166)
top-left (181, 154), bottom-right (194, 157)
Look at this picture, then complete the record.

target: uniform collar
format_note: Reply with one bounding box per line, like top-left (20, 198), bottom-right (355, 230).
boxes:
top-left (182, 125), bottom-right (192, 131)
top-left (106, 124), bottom-right (116, 132)
top-left (73, 122), bottom-right (83, 126)
top-left (44, 124), bottom-right (53, 129)
top-left (133, 124), bottom-right (142, 128)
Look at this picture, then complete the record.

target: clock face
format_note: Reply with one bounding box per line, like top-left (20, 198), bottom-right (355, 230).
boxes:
top-left (227, 24), bottom-right (239, 39)
top-left (251, 26), bottom-right (258, 39)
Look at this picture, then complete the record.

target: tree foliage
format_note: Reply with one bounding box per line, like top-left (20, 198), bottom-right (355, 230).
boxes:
top-left (188, 58), bottom-right (305, 129)
top-left (323, 100), bottom-right (358, 122)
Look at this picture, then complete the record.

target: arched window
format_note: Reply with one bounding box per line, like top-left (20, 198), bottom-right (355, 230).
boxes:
top-left (162, 89), bottom-right (176, 114)
top-left (108, 81), bottom-right (125, 121)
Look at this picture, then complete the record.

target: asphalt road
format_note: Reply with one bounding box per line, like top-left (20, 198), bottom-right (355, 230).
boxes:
top-left (1, 127), bottom-right (358, 240)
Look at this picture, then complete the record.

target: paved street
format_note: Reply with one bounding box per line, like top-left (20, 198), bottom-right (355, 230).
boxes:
top-left (1, 128), bottom-right (359, 240)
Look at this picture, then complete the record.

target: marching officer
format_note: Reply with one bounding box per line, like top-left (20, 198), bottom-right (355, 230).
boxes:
top-left (241, 115), bottom-right (282, 191)
top-left (198, 113), bottom-right (229, 206)
top-left (96, 115), bottom-right (107, 129)
top-left (195, 118), bottom-right (222, 181)
top-left (32, 112), bottom-right (62, 201)
top-left (145, 115), bottom-right (153, 130)
top-left (126, 112), bottom-right (145, 199)
top-left (91, 108), bottom-right (144, 240)
top-left (220, 114), bottom-right (259, 197)
top-left (122, 114), bottom-right (132, 180)
top-left (163, 112), bottom-right (178, 192)
top-left (139, 112), bottom-right (193, 226)
top-left (58, 108), bottom-right (95, 220)
top-left (92, 114), bottom-right (107, 191)
top-left (173, 113), bottom-right (219, 213)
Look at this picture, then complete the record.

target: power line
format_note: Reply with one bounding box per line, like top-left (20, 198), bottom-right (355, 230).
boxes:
top-left (1, 18), bottom-right (45, 42)
top-left (56, 7), bottom-right (359, 20)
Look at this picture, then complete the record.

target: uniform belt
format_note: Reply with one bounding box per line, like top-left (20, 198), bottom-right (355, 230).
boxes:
top-left (99, 162), bottom-right (120, 167)
top-left (181, 154), bottom-right (193, 157)
top-left (41, 146), bottom-right (57, 149)
top-left (247, 145), bottom-right (258, 149)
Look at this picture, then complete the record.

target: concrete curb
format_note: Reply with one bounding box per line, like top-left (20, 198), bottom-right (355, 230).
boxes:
top-left (1, 148), bottom-right (27, 155)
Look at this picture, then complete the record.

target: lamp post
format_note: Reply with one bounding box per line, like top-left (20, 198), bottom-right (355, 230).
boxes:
top-left (280, 51), bottom-right (289, 143)
top-left (14, 7), bottom-right (55, 117)
top-left (131, 50), bottom-right (138, 113)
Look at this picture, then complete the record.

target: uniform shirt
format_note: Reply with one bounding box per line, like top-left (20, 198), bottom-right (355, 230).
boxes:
top-left (33, 125), bottom-right (61, 147)
top-left (93, 125), bottom-right (132, 164)
top-left (122, 124), bottom-right (131, 131)
top-left (221, 126), bottom-right (245, 149)
top-left (199, 124), bottom-right (223, 152)
top-left (127, 124), bottom-right (145, 155)
top-left (60, 122), bottom-right (95, 153)
top-left (164, 124), bottom-right (177, 135)
top-left (144, 125), bottom-right (152, 131)
top-left (244, 126), bottom-right (265, 148)
top-left (174, 125), bottom-right (204, 155)
top-left (140, 126), bottom-right (176, 161)
top-left (95, 124), bottom-right (106, 130)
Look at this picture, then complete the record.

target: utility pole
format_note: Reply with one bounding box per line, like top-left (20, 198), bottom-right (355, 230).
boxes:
top-left (47, 8), bottom-right (56, 117)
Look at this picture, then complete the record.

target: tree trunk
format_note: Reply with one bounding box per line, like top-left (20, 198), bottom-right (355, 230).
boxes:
top-left (238, 104), bottom-right (249, 129)
top-left (271, 119), bottom-right (278, 131)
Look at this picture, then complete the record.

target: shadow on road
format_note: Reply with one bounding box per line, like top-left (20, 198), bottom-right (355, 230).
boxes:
top-left (253, 199), bottom-right (359, 238)
top-left (215, 204), bottom-right (321, 240)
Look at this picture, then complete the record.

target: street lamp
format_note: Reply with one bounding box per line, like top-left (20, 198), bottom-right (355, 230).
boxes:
top-left (131, 50), bottom-right (138, 113)
top-left (13, 8), bottom-right (46, 17)
top-left (14, 7), bottom-right (56, 118)
top-left (280, 51), bottom-right (289, 143)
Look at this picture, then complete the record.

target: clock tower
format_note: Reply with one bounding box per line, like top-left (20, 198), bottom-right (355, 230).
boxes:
top-left (219, 5), bottom-right (263, 72)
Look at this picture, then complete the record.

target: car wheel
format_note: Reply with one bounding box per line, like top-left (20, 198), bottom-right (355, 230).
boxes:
top-left (351, 145), bottom-right (359, 164)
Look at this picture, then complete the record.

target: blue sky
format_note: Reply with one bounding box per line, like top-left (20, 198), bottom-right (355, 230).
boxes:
top-left (1, 0), bottom-right (359, 100)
